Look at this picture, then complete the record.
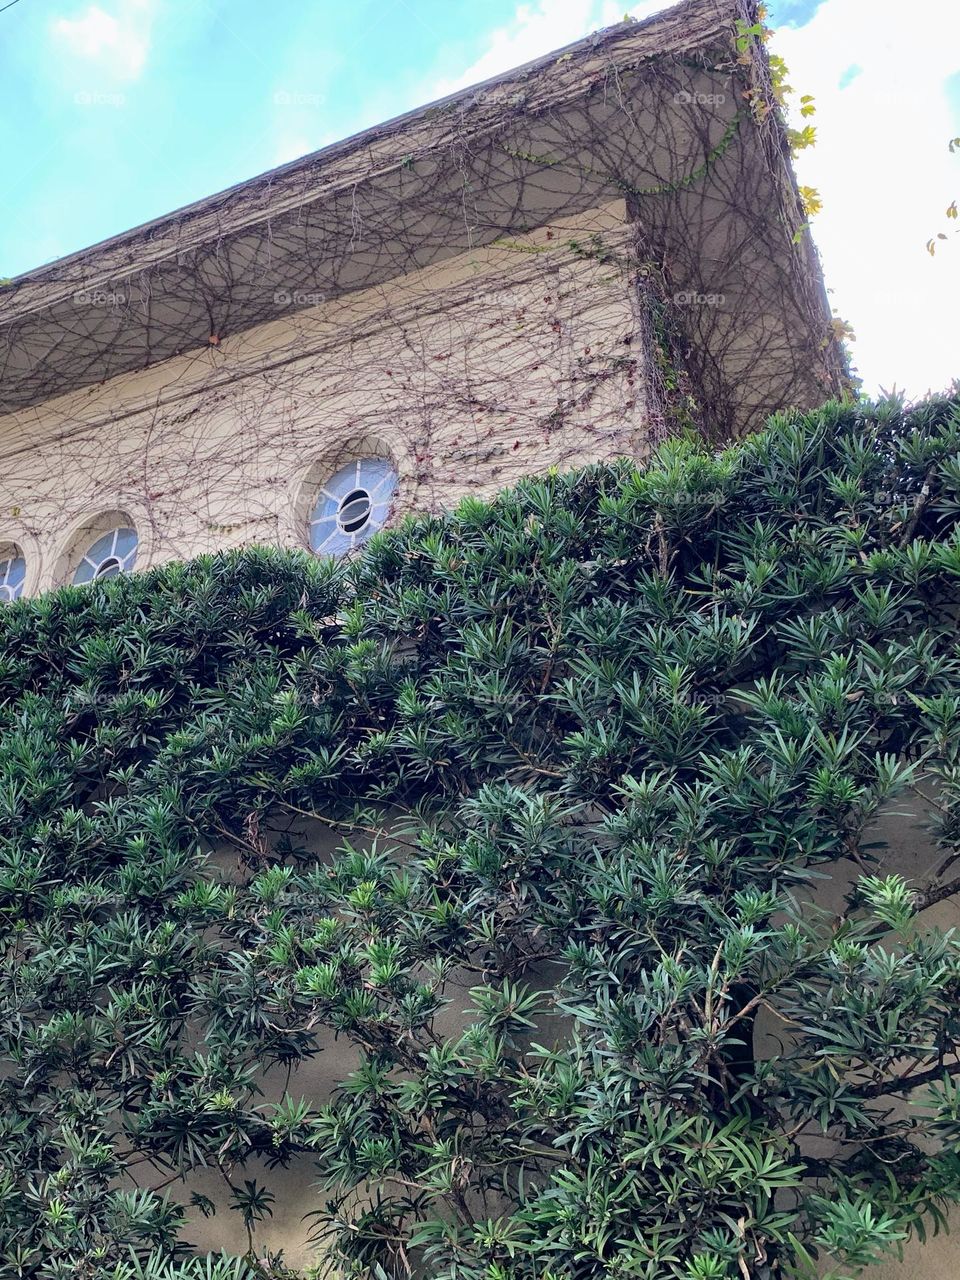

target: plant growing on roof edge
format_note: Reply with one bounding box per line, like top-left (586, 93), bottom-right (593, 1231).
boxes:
top-left (2, 389), bottom-right (960, 1279)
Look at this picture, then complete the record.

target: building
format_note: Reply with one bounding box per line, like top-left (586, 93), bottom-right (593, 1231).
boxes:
top-left (0, 0), bottom-right (845, 601)
top-left (4, 5), bottom-right (960, 1277)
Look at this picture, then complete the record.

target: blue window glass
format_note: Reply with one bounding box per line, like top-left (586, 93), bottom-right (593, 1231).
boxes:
top-left (309, 459), bottom-right (397, 556)
top-left (0, 553), bottom-right (26, 602)
top-left (74, 526), bottom-right (138, 584)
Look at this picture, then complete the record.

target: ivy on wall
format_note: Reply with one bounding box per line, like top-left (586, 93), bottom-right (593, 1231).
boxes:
top-left (2, 391), bottom-right (960, 1279)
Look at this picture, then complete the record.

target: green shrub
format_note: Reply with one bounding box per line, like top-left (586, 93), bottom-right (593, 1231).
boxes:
top-left (2, 393), bottom-right (960, 1280)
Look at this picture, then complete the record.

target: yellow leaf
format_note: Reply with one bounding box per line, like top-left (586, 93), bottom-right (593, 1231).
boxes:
top-left (798, 185), bottom-right (822, 217)
top-left (788, 124), bottom-right (817, 152)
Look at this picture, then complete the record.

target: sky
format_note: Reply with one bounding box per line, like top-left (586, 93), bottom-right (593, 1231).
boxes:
top-left (0, 0), bottom-right (957, 399)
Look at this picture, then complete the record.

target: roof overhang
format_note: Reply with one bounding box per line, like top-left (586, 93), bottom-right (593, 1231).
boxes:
top-left (0, 0), bottom-right (845, 432)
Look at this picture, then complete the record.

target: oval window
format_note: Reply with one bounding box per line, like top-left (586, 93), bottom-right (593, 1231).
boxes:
top-left (309, 459), bottom-right (397, 556)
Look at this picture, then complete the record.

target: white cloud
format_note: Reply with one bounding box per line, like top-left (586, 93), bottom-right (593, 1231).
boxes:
top-left (272, 132), bottom-right (335, 167)
top-left (427, 0), bottom-right (664, 100)
top-left (772, 0), bottom-right (960, 397)
top-left (51, 0), bottom-right (155, 79)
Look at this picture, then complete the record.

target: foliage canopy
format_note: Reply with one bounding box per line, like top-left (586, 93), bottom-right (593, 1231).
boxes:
top-left (3, 393), bottom-right (960, 1280)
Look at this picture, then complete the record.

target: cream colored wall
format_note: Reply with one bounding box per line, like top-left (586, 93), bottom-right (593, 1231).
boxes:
top-left (142, 796), bottom-right (960, 1275)
top-left (136, 816), bottom-right (467, 1271)
top-left (7, 195), bottom-right (951, 1276)
top-left (0, 200), bottom-right (649, 595)
top-left (754, 798), bottom-right (960, 1280)
top-left (839, 803), bottom-right (960, 1279)
top-left (4, 197), bottom-right (647, 1266)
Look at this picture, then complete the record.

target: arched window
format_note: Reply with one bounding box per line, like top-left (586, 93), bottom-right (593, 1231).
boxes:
top-left (73, 526), bottom-right (138, 584)
top-left (309, 459), bottom-right (397, 556)
top-left (0, 544), bottom-right (26, 603)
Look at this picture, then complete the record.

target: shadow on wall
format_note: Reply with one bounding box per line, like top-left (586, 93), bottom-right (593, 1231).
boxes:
top-left (128, 796), bottom-right (960, 1275)
top-left (780, 795), bottom-right (960, 1280)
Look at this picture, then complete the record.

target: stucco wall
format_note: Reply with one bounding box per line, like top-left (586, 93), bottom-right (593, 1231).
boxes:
top-left (760, 798), bottom-right (960, 1279)
top-left (833, 802), bottom-right (960, 1279)
top-left (135, 794), bottom-right (960, 1275)
top-left (0, 200), bottom-right (651, 596)
top-left (3, 185), bottom-right (946, 1275)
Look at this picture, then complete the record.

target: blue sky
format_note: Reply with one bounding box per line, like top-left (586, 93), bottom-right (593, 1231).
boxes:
top-left (1, 0), bottom-right (957, 397)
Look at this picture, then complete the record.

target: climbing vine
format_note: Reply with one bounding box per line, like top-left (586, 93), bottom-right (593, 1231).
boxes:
top-left (926, 136), bottom-right (960, 256)
top-left (2, 391), bottom-right (960, 1279)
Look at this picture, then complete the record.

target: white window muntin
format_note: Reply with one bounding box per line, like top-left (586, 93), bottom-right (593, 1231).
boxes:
top-left (309, 459), bottom-right (397, 556)
top-left (73, 526), bottom-right (138, 584)
top-left (0, 552), bottom-right (26, 602)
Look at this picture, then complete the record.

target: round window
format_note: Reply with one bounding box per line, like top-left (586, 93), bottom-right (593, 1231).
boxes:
top-left (0, 550), bottom-right (26, 603)
top-left (309, 459), bottom-right (397, 556)
top-left (73, 526), bottom-right (138, 585)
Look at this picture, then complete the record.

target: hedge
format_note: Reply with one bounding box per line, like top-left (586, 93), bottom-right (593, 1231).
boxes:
top-left (2, 393), bottom-right (960, 1280)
